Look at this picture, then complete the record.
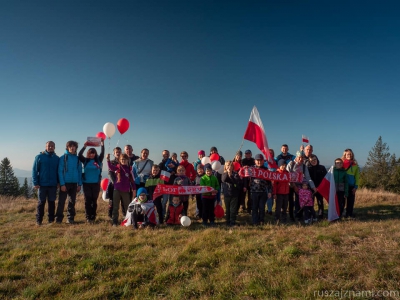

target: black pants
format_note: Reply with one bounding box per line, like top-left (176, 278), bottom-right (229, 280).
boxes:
top-left (345, 188), bottom-right (356, 217)
top-left (288, 187), bottom-right (296, 220)
top-left (153, 197), bottom-right (163, 224)
top-left (56, 183), bottom-right (78, 222)
top-left (195, 193), bottom-right (203, 218)
top-left (337, 191), bottom-right (345, 217)
top-left (83, 183), bottom-right (100, 221)
top-left (202, 196), bottom-right (216, 224)
top-left (314, 192), bottom-right (324, 217)
top-left (275, 194), bottom-right (289, 222)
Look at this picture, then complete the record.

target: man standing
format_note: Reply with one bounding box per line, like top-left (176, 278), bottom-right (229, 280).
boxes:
top-left (124, 144), bottom-right (139, 166)
top-left (56, 141), bottom-right (82, 224)
top-left (32, 141), bottom-right (59, 226)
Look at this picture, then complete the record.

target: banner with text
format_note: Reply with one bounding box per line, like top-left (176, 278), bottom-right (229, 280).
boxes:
top-left (152, 184), bottom-right (215, 200)
top-left (238, 167), bottom-right (303, 182)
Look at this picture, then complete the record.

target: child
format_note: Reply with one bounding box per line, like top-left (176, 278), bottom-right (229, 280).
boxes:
top-left (273, 160), bottom-right (290, 223)
top-left (126, 187), bottom-right (158, 229)
top-left (107, 153), bottom-right (137, 226)
top-left (221, 161), bottom-right (242, 226)
top-left (165, 152), bottom-right (179, 174)
top-left (334, 158), bottom-right (349, 217)
top-left (165, 196), bottom-right (185, 226)
top-left (145, 165), bottom-right (165, 224)
top-left (56, 140), bottom-right (82, 224)
top-left (200, 164), bottom-right (220, 226)
top-left (194, 164), bottom-right (205, 219)
top-left (106, 147), bottom-right (122, 219)
top-left (298, 180), bottom-right (316, 224)
top-left (173, 165), bottom-right (192, 215)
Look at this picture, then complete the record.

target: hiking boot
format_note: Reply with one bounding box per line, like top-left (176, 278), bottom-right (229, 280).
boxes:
top-left (36, 221), bottom-right (42, 226)
top-left (66, 219), bottom-right (75, 224)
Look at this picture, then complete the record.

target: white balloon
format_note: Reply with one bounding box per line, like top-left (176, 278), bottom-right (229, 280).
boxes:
top-left (201, 156), bottom-right (211, 165)
top-left (212, 160), bottom-right (221, 171)
top-left (180, 216), bottom-right (191, 227)
top-left (103, 122), bottom-right (116, 138)
top-left (218, 164), bottom-right (224, 174)
top-left (102, 190), bottom-right (109, 201)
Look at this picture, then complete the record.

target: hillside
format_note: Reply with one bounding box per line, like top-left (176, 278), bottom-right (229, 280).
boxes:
top-left (0, 189), bottom-right (400, 299)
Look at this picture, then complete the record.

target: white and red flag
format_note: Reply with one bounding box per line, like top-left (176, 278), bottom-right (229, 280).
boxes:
top-left (302, 135), bottom-right (309, 144)
top-left (160, 170), bottom-right (171, 182)
top-left (243, 106), bottom-right (277, 169)
top-left (317, 166), bottom-right (340, 222)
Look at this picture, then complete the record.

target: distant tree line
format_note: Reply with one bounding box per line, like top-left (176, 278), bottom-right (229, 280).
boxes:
top-left (0, 158), bottom-right (34, 198)
top-left (360, 136), bottom-right (400, 193)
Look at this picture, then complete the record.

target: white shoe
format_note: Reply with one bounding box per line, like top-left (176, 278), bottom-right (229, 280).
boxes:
top-left (304, 219), bottom-right (311, 224)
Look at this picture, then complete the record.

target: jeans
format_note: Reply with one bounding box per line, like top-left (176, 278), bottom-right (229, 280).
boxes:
top-left (251, 192), bottom-right (267, 224)
top-left (224, 195), bottom-right (238, 225)
top-left (266, 196), bottom-right (274, 212)
top-left (36, 186), bottom-right (57, 223)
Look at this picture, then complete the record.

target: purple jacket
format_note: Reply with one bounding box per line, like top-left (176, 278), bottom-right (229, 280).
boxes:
top-left (107, 161), bottom-right (136, 192)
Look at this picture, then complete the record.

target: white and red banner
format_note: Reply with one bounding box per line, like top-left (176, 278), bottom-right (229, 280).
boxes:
top-left (302, 135), bottom-right (309, 143)
top-left (152, 184), bottom-right (215, 200)
top-left (160, 170), bottom-right (171, 182)
top-left (317, 166), bottom-right (340, 222)
top-left (243, 106), bottom-right (277, 169)
top-left (238, 167), bottom-right (303, 183)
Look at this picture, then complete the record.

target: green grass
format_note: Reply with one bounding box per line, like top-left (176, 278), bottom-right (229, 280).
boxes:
top-left (1, 189), bottom-right (400, 299)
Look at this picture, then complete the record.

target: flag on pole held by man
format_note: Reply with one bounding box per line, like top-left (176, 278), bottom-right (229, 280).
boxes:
top-left (243, 106), bottom-right (277, 169)
top-left (317, 166), bottom-right (340, 222)
top-left (302, 135), bottom-right (309, 143)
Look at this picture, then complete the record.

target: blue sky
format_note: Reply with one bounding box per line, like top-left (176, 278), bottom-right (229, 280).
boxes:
top-left (1, 0), bottom-right (399, 172)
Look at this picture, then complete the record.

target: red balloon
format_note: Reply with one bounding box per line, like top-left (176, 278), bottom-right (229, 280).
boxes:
top-left (233, 162), bottom-right (240, 171)
top-left (117, 118), bottom-right (130, 135)
top-left (101, 178), bottom-right (109, 191)
top-left (96, 132), bottom-right (106, 140)
top-left (214, 204), bottom-right (224, 219)
top-left (210, 153), bottom-right (220, 162)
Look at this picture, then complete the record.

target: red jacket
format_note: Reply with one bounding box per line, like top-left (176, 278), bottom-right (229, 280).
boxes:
top-left (165, 203), bottom-right (184, 225)
top-left (273, 170), bottom-right (290, 195)
top-left (180, 160), bottom-right (196, 182)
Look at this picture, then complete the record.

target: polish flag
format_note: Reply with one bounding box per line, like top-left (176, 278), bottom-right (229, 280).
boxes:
top-left (317, 166), bottom-right (340, 222)
top-left (302, 135), bottom-right (309, 143)
top-left (243, 106), bottom-right (277, 169)
top-left (160, 170), bottom-right (170, 182)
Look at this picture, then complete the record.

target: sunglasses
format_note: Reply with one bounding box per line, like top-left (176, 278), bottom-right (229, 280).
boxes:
top-left (181, 155), bottom-right (188, 158)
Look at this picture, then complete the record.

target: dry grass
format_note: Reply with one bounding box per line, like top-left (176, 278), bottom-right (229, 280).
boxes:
top-left (1, 190), bottom-right (400, 299)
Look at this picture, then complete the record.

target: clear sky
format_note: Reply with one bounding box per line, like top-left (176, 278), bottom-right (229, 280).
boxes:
top-left (1, 0), bottom-right (400, 172)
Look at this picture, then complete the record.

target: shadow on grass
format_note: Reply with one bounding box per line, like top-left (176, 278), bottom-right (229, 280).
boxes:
top-left (351, 204), bottom-right (400, 221)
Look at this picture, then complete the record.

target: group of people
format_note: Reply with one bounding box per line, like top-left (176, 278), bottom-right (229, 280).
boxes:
top-left (32, 141), bottom-right (360, 227)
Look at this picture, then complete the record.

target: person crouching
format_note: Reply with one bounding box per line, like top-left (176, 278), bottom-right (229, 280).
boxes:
top-left (165, 196), bottom-right (185, 226)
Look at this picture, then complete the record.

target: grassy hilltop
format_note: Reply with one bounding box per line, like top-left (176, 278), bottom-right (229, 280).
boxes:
top-left (1, 189), bottom-right (400, 299)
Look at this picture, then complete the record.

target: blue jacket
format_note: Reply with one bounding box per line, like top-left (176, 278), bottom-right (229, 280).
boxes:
top-left (32, 151), bottom-right (59, 187)
top-left (82, 160), bottom-right (103, 184)
top-left (58, 150), bottom-right (82, 186)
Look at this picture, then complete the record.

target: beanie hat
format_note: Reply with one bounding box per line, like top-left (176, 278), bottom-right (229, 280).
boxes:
top-left (210, 146), bottom-right (218, 153)
top-left (198, 150), bottom-right (205, 155)
top-left (137, 187), bottom-right (147, 196)
top-left (204, 163), bottom-right (212, 171)
top-left (278, 159), bottom-right (286, 167)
